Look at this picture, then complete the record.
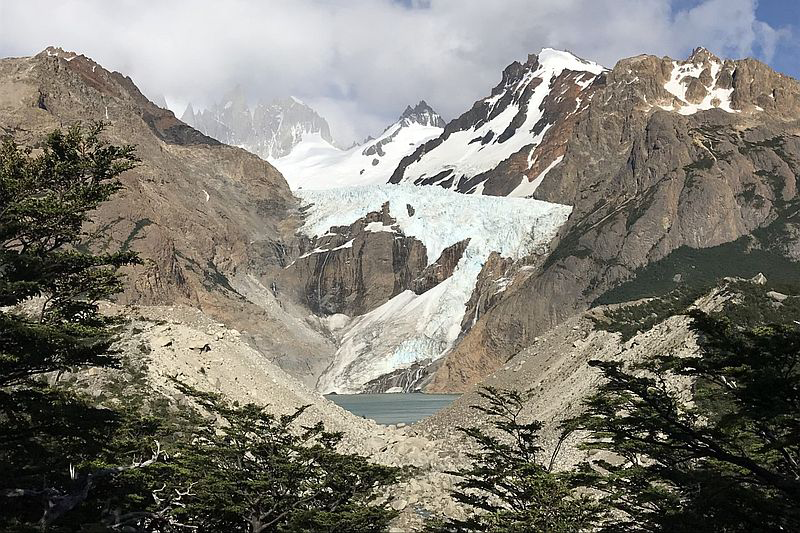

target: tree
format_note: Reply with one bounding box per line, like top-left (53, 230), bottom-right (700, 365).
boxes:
top-left (428, 387), bottom-right (605, 533)
top-left (0, 123), bottom-right (145, 530)
top-left (574, 310), bottom-right (800, 532)
top-left (107, 386), bottom-right (401, 533)
top-left (0, 122), bottom-right (140, 385)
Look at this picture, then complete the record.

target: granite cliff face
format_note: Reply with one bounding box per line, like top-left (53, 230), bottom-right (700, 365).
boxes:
top-left (181, 91), bottom-right (334, 160)
top-left (425, 47), bottom-right (800, 391)
top-left (281, 202), bottom-right (428, 317)
top-left (0, 47), bottom-right (336, 387)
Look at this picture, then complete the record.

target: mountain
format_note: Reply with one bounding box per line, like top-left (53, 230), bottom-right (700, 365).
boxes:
top-left (268, 46), bottom-right (800, 394)
top-left (273, 100), bottom-right (445, 189)
top-left (421, 46), bottom-right (800, 391)
top-left (4, 45), bottom-right (798, 400)
top-left (0, 47), bottom-right (337, 388)
top-left (181, 91), bottom-right (333, 159)
top-left (390, 49), bottom-right (606, 196)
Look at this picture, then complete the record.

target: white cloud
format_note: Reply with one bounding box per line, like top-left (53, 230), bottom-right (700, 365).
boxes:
top-left (0, 0), bottom-right (789, 145)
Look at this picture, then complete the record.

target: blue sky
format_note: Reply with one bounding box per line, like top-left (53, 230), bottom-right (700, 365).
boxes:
top-left (1, 0), bottom-right (797, 144)
top-left (756, 0), bottom-right (800, 78)
top-left (663, 0), bottom-right (798, 78)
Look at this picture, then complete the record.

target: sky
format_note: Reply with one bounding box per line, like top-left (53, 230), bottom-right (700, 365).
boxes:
top-left (0, 0), bottom-right (797, 145)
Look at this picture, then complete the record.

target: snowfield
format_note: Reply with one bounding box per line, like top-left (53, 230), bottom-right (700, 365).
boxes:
top-left (272, 121), bottom-right (442, 190)
top-left (296, 185), bottom-right (572, 394)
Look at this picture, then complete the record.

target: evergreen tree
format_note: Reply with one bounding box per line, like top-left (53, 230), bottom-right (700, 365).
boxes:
top-left (428, 387), bottom-right (605, 533)
top-left (109, 386), bottom-right (401, 533)
top-left (0, 123), bottom-right (144, 530)
top-left (574, 310), bottom-right (800, 532)
top-left (0, 123), bottom-right (139, 384)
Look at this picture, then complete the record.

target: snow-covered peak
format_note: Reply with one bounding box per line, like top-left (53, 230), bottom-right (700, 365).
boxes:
top-left (390, 48), bottom-right (606, 195)
top-left (536, 48), bottom-right (606, 76)
top-left (180, 102), bottom-right (195, 123)
top-left (272, 103), bottom-right (444, 190)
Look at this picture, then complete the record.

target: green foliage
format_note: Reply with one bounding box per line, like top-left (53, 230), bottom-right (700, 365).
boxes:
top-left (428, 387), bottom-right (605, 533)
top-left (572, 312), bottom-right (800, 532)
top-left (591, 286), bottom-right (701, 341)
top-left (593, 233), bottom-right (800, 307)
top-left (0, 123), bottom-right (146, 530)
top-left (711, 280), bottom-right (800, 328)
top-left (0, 123), bottom-right (140, 384)
top-left (127, 386), bottom-right (402, 533)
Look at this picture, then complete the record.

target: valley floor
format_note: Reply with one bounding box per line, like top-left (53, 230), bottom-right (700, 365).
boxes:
top-left (94, 303), bottom-right (472, 530)
top-left (71, 275), bottom-right (791, 530)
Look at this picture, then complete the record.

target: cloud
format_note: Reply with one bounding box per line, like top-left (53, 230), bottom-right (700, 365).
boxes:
top-left (0, 0), bottom-right (790, 145)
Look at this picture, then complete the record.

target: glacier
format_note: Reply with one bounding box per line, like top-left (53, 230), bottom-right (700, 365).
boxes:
top-left (295, 185), bottom-right (572, 393)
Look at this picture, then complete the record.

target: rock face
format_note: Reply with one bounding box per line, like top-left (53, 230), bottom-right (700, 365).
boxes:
top-left (424, 47), bottom-right (800, 391)
top-left (397, 100), bottom-right (446, 128)
top-left (0, 47), bottom-right (335, 387)
top-left (411, 239), bottom-right (470, 295)
top-left (181, 90), bottom-right (334, 159)
top-left (282, 203), bottom-right (428, 316)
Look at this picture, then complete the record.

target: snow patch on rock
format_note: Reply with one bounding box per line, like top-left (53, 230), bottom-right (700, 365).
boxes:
top-left (509, 156), bottom-right (564, 198)
top-left (661, 60), bottom-right (737, 115)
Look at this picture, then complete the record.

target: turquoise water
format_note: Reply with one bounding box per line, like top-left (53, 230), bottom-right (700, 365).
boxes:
top-left (325, 393), bottom-right (460, 425)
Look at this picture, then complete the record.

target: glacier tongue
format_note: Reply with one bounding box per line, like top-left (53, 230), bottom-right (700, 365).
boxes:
top-left (297, 185), bottom-right (572, 393)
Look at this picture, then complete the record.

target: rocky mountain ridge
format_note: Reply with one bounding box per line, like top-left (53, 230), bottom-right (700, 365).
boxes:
top-left (424, 46), bottom-right (800, 391)
top-left (390, 48), bottom-right (606, 196)
top-left (0, 46), bottom-right (339, 389)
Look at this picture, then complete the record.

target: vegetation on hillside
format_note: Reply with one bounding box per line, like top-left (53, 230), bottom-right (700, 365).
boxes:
top-left (575, 310), bottom-right (800, 532)
top-left (427, 387), bottom-right (605, 532)
top-left (434, 293), bottom-right (800, 532)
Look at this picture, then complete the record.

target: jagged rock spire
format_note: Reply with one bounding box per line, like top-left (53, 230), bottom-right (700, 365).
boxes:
top-left (398, 100), bottom-right (445, 128)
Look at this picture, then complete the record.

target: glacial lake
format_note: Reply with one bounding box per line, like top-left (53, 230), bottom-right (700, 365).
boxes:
top-left (326, 393), bottom-right (460, 425)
